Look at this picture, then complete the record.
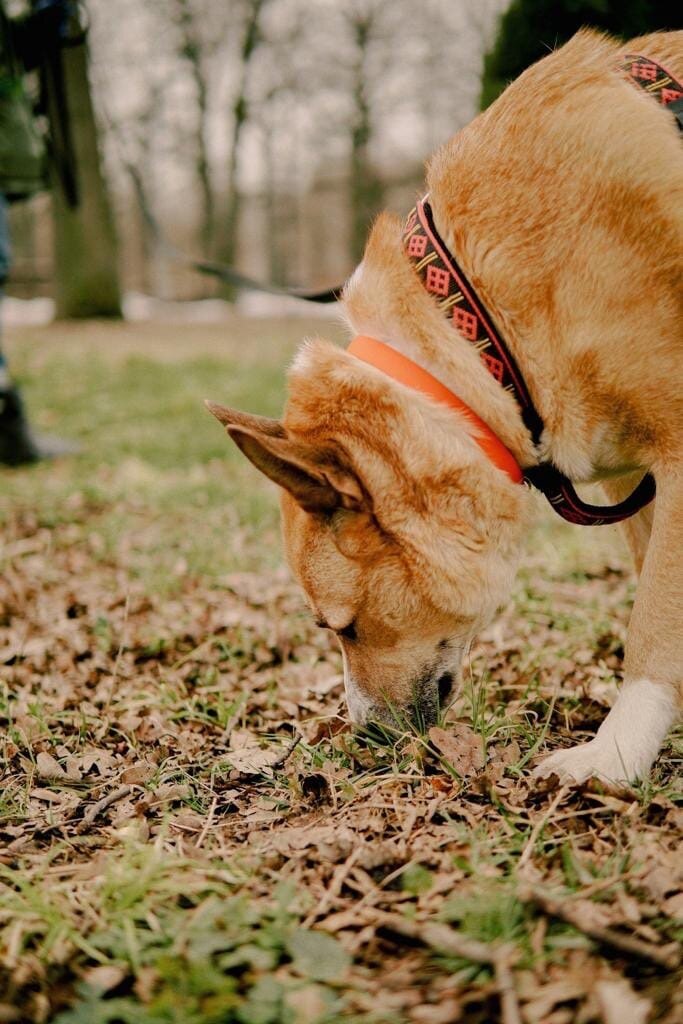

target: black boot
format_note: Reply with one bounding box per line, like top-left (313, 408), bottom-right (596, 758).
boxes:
top-left (0, 384), bottom-right (79, 466)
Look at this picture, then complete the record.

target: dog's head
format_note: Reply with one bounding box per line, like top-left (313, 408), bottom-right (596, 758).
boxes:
top-left (208, 338), bottom-right (527, 730)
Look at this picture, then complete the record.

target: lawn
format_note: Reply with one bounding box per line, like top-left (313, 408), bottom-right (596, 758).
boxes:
top-left (0, 318), bottom-right (681, 1024)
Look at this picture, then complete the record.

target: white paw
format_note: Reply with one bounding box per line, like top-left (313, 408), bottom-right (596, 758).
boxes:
top-left (533, 740), bottom-right (641, 790)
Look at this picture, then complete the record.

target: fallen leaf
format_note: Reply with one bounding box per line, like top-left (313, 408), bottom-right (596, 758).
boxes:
top-left (428, 724), bottom-right (485, 778)
top-left (81, 964), bottom-right (127, 994)
top-left (120, 762), bottom-right (156, 785)
top-left (286, 928), bottom-right (351, 982)
top-left (594, 978), bottom-right (651, 1024)
top-left (36, 751), bottom-right (66, 781)
top-left (663, 893), bottom-right (683, 922)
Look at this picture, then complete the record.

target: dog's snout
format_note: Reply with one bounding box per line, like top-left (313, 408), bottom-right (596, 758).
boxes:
top-left (343, 647), bottom-right (463, 731)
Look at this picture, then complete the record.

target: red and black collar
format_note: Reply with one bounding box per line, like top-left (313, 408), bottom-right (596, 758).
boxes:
top-left (402, 197), bottom-right (657, 525)
top-left (396, 54), bottom-right (682, 526)
top-left (619, 53), bottom-right (683, 129)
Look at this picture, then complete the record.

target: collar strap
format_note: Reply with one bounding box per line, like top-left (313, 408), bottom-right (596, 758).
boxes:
top-left (347, 334), bottom-right (523, 484)
top-left (402, 185), bottom-right (662, 524)
top-left (619, 54), bottom-right (683, 130)
top-left (403, 198), bottom-right (545, 446)
top-left (349, 55), bottom-right (678, 525)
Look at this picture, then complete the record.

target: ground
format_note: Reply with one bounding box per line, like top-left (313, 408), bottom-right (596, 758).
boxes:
top-left (0, 318), bottom-right (681, 1024)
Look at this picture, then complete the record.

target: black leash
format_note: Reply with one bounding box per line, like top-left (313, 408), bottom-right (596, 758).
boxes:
top-left (188, 256), bottom-right (342, 304)
top-left (116, 135), bottom-right (343, 305)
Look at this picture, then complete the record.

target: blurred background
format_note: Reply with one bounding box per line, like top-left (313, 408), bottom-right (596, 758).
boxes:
top-left (6, 0), bottom-right (681, 316)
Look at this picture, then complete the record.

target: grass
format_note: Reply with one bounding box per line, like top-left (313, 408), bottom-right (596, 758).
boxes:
top-left (1, 317), bottom-right (346, 582)
top-left (0, 318), bottom-right (681, 1023)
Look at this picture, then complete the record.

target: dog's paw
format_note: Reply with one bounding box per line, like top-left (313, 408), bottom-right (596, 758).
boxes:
top-left (533, 741), bottom-right (639, 793)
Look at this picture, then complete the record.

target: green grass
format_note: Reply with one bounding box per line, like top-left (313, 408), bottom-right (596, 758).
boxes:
top-left (1, 319), bottom-right (329, 584)
top-left (0, 319), bottom-right (680, 1024)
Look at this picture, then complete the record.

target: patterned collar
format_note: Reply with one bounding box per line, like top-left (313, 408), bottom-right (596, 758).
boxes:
top-left (620, 53), bottom-right (683, 129)
top-left (393, 54), bottom-right (682, 526)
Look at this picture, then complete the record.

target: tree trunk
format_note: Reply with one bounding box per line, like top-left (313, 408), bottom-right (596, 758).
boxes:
top-left (221, 0), bottom-right (267, 287)
top-left (49, 41), bottom-right (122, 318)
top-left (193, 65), bottom-right (213, 256)
top-left (264, 121), bottom-right (285, 285)
top-left (171, 0), bottom-right (215, 256)
top-left (349, 15), bottom-right (383, 263)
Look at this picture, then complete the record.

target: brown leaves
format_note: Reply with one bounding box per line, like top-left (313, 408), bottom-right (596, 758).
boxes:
top-left (428, 724), bottom-right (485, 778)
top-left (1, 504), bottom-right (681, 1024)
top-left (226, 728), bottom-right (299, 776)
top-left (35, 751), bottom-right (67, 781)
top-left (594, 979), bottom-right (651, 1024)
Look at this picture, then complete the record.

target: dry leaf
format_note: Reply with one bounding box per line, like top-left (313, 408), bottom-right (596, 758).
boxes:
top-left (663, 893), bottom-right (683, 922)
top-left (81, 964), bottom-right (127, 994)
top-left (428, 724), bottom-right (485, 778)
top-left (120, 762), bottom-right (156, 785)
top-left (36, 751), bottom-right (66, 781)
top-left (410, 1000), bottom-right (462, 1024)
top-left (594, 978), bottom-right (651, 1024)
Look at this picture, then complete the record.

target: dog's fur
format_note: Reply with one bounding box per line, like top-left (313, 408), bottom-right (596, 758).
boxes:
top-left (209, 31), bottom-right (683, 787)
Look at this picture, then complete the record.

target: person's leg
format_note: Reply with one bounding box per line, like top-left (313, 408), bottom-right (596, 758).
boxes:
top-left (0, 193), bottom-right (78, 465)
top-left (0, 192), bottom-right (40, 464)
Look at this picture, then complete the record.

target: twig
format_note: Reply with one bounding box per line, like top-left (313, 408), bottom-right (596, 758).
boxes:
top-left (367, 910), bottom-right (522, 1024)
top-left (303, 847), bottom-right (362, 928)
top-left (268, 732), bottom-right (301, 771)
top-left (495, 947), bottom-right (523, 1024)
top-left (195, 797), bottom-right (218, 850)
top-left (369, 908), bottom-right (496, 962)
top-left (519, 886), bottom-right (680, 970)
top-left (78, 785), bottom-right (132, 832)
top-left (518, 786), bottom-right (568, 868)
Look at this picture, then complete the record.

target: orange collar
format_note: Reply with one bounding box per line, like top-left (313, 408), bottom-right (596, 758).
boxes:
top-left (347, 334), bottom-right (523, 484)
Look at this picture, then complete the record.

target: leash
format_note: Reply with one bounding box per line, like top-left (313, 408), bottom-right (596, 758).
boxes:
top-left (399, 54), bottom-right (683, 526)
top-left (113, 131), bottom-right (342, 304)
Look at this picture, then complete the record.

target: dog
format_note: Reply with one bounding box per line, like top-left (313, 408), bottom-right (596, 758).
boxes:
top-left (207, 30), bottom-right (682, 788)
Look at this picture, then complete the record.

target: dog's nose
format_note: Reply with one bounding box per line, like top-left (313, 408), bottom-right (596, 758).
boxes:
top-left (437, 672), bottom-right (454, 705)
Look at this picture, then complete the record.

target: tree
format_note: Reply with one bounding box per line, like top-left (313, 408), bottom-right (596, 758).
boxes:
top-left (169, 0), bottom-right (215, 255)
top-left (47, 37), bottom-right (122, 318)
top-left (83, 0), bottom-right (510, 296)
top-left (481, 0), bottom-right (683, 109)
top-left (344, 5), bottom-right (384, 262)
top-left (221, 0), bottom-right (269, 272)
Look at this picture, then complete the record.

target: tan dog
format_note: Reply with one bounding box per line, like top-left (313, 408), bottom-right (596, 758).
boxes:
top-left (208, 30), bottom-right (683, 787)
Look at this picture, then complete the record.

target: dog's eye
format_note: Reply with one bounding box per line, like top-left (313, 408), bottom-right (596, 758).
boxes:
top-left (337, 621), bottom-right (357, 642)
top-left (315, 617), bottom-right (357, 641)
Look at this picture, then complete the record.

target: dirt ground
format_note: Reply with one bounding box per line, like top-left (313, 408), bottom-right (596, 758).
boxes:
top-left (0, 320), bottom-right (681, 1023)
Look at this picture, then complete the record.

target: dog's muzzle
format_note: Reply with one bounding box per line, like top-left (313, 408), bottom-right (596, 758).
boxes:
top-left (343, 653), bottom-right (462, 731)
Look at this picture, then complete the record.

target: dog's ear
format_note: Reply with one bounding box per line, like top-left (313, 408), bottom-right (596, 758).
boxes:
top-left (205, 401), bottom-right (367, 514)
top-left (205, 401), bottom-right (286, 438)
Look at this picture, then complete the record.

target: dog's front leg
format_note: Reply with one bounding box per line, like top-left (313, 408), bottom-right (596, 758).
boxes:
top-left (535, 468), bottom-right (682, 788)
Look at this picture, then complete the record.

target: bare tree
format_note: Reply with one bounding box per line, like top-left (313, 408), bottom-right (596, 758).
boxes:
top-left (82, 0), bottom-right (510, 298)
top-left (47, 36), bottom-right (122, 318)
top-left (221, 0), bottom-right (270, 271)
top-left (168, 0), bottom-right (215, 254)
top-left (344, 5), bottom-right (385, 261)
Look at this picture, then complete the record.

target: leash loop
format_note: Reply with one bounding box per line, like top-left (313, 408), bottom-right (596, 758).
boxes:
top-left (523, 465), bottom-right (656, 526)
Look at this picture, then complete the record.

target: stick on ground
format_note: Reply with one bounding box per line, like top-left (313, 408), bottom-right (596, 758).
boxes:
top-left (78, 785), bottom-right (133, 832)
top-left (367, 909), bottom-right (522, 1024)
top-left (519, 886), bottom-right (681, 970)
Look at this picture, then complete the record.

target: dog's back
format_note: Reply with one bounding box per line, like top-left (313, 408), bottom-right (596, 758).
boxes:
top-left (425, 30), bottom-right (683, 464)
